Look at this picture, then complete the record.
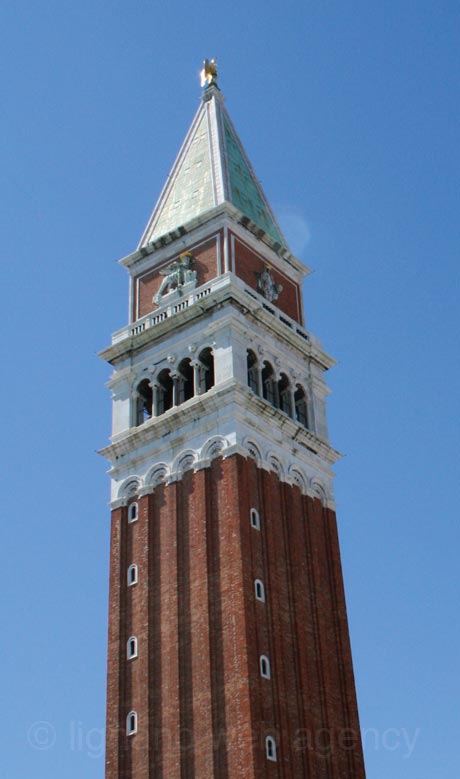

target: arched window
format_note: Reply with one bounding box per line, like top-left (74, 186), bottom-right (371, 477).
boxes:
top-left (127, 564), bottom-right (138, 587)
top-left (177, 358), bottom-right (194, 404)
top-left (126, 711), bottom-right (138, 736)
top-left (260, 654), bottom-right (271, 679)
top-left (127, 636), bottom-right (138, 659)
top-left (278, 373), bottom-right (292, 416)
top-left (262, 361), bottom-right (278, 408)
top-left (265, 735), bottom-right (277, 761)
top-left (250, 508), bottom-right (260, 530)
top-left (198, 347), bottom-right (215, 393)
top-left (247, 350), bottom-right (260, 395)
top-left (255, 579), bottom-right (265, 602)
top-left (294, 384), bottom-right (309, 428)
top-left (128, 502), bottom-right (138, 523)
top-left (157, 369), bottom-right (174, 415)
top-left (136, 379), bottom-right (153, 426)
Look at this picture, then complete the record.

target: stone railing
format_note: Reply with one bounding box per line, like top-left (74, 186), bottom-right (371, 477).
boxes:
top-left (111, 278), bottom-right (225, 344)
top-left (112, 273), bottom-right (312, 346)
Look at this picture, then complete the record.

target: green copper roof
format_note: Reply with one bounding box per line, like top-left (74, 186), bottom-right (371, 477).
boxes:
top-left (222, 116), bottom-right (283, 245)
top-left (151, 112), bottom-right (214, 240)
top-left (139, 86), bottom-right (288, 250)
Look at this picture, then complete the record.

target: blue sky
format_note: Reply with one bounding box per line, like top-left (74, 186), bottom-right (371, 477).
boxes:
top-left (1, 1), bottom-right (459, 777)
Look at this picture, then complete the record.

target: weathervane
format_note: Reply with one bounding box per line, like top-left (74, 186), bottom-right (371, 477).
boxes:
top-left (200, 58), bottom-right (218, 88)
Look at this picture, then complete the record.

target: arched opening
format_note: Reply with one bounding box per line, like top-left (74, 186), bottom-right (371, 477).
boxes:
top-left (128, 502), bottom-right (138, 523)
top-left (255, 579), bottom-right (265, 602)
top-left (265, 736), bottom-right (277, 761)
top-left (177, 358), bottom-right (194, 404)
top-left (247, 349), bottom-right (259, 395)
top-left (294, 384), bottom-right (309, 428)
top-left (260, 654), bottom-right (271, 679)
top-left (198, 347), bottom-right (215, 393)
top-left (157, 369), bottom-right (174, 414)
top-left (127, 564), bottom-right (138, 586)
top-left (127, 636), bottom-right (138, 660)
top-left (262, 361), bottom-right (277, 408)
top-left (250, 508), bottom-right (260, 530)
top-left (136, 379), bottom-right (152, 426)
top-left (278, 373), bottom-right (292, 416)
top-left (126, 711), bottom-right (138, 736)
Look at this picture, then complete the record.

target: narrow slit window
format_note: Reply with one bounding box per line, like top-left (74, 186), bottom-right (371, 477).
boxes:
top-left (266, 735), bottom-right (277, 761)
top-left (127, 564), bottom-right (138, 586)
top-left (128, 502), bottom-right (138, 523)
top-left (126, 711), bottom-right (138, 736)
top-left (255, 579), bottom-right (265, 602)
top-left (250, 508), bottom-right (260, 530)
top-left (260, 654), bottom-right (271, 679)
top-left (127, 636), bottom-right (138, 660)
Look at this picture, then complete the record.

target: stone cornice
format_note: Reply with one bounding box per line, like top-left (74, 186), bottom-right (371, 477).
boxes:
top-left (119, 203), bottom-right (309, 279)
top-left (100, 380), bottom-right (341, 467)
top-left (99, 275), bottom-right (335, 372)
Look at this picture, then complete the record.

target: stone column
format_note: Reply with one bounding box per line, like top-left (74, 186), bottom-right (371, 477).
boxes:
top-left (172, 373), bottom-right (180, 407)
top-left (152, 382), bottom-right (160, 417)
top-left (192, 361), bottom-right (201, 396)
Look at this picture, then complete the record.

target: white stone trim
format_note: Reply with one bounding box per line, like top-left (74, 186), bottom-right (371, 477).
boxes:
top-left (102, 275), bottom-right (335, 379)
top-left (145, 463), bottom-right (169, 489)
top-left (118, 477), bottom-right (141, 499)
top-left (123, 201), bottom-right (308, 278)
top-left (110, 497), bottom-right (128, 510)
top-left (108, 425), bottom-right (335, 509)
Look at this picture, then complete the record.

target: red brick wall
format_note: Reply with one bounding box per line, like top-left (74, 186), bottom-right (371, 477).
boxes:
top-left (105, 506), bottom-right (123, 779)
top-left (105, 456), bottom-right (365, 778)
top-left (134, 234), bottom-right (221, 319)
top-left (231, 234), bottom-right (302, 324)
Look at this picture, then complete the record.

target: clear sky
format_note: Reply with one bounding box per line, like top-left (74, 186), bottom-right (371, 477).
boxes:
top-left (1, 1), bottom-right (459, 777)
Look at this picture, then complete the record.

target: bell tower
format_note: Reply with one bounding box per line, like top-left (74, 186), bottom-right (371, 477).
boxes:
top-left (101, 64), bottom-right (365, 779)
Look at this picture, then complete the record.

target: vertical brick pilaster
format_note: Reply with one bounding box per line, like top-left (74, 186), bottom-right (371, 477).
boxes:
top-left (207, 462), bottom-right (229, 779)
top-left (105, 508), bottom-right (123, 779)
top-left (261, 468), bottom-right (294, 773)
top-left (129, 495), bottom-right (150, 779)
top-left (188, 467), bottom-right (214, 775)
top-left (323, 507), bottom-right (366, 778)
top-left (160, 481), bottom-right (181, 778)
top-left (149, 487), bottom-right (163, 774)
top-left (217, 456), bottom-right (256, 779)
top-left (177, 474), bottom-right (194, 777)
top-left (285, 484), bottom-right (318, 778)
top-left (306, 494), bottom-right (343, 778)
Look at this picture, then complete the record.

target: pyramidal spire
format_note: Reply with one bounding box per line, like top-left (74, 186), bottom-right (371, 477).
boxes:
top-left (138, 63), bottom-right (288, 250)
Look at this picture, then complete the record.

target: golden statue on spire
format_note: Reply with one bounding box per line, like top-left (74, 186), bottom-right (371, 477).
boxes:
top-left (200, 58), bottom-right (218, 87)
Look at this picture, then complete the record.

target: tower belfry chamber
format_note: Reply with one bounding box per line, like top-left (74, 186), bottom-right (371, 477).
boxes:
top-left (101, 68), bottom-right (366, 779)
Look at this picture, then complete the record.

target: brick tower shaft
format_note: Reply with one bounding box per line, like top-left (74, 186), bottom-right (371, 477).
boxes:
top-left (101, 71), bottom-right (366, 778)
